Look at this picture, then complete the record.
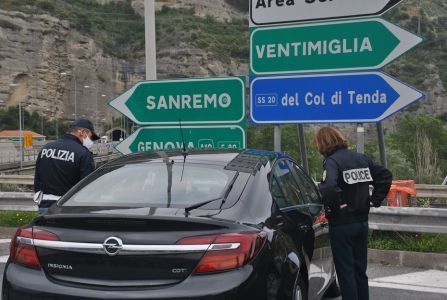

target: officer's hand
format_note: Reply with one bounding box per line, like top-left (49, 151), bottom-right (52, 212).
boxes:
top-left (370, 201), bottom-right (381, 208)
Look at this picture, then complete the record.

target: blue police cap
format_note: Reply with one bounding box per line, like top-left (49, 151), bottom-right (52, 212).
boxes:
top-left (72, 117), bottom-right (100, 141)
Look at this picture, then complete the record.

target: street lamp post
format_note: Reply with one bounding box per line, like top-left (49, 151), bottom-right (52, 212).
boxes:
top-left (10, 82), bottom-right (23, 168)
top-left (95, 88), bottom-right (98, 130)
top-left (100, 94), bottom-right (106, 132)
top-left (19, 95), bottom-right (23, 168)
top-left (60, 72), bottom-right (77, 119)
top-left (74, 76), bottom-right (77, 119)
top-left (56, 115), bottom-right (58, 139)
top-left (55, 110), bottom-right (64, 139)
top-left (83, 85), bottom-right (90, 124)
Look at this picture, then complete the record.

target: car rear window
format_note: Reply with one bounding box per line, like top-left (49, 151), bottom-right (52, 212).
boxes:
top-left (62, 162), bottom-right (235, 208)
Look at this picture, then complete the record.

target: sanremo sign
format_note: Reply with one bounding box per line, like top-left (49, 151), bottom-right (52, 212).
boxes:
top-left (250, 18), bottom-right (423, 75)
top-left (249, 0), bottom-right (403, 26)
top-left (109, 77), bottom-right (245, 125)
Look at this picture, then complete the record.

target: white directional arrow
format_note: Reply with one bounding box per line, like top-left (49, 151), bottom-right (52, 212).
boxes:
top-left (250, 0), bottom-right (404, 26)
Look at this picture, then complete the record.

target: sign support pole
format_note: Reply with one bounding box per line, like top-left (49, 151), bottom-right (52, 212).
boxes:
top-left (297, 124), bottom-right (309, 174)
top-left (356, 124), bottom-right (365, 154)
top-left (145, 0), bottom-right (157, 81)
top-left (274, 125), bottom-right (281, 152)
top-left (377, 123), bottom-right (388, 167)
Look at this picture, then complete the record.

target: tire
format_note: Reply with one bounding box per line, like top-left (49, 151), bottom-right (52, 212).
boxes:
top-left (293, 275), bottom-right (308, 300)
top-left (2, 281), bottom-right (9, 300)
top-left (324, 276), bottom-right (341, 298)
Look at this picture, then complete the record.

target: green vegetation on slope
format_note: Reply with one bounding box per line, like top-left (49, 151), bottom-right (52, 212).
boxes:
top-left (1, 0), bottom-right (447, 183)
top-left (0, 0), bottom-right (248, 62)
top-left (0, 107), bottom-right (70, 140)
top-left (384, 0), bottom-right (447, 93)
top-left (225, 0), bottom-right (249, 12)
top-left (0, 0), bottom-right (144, 59)
top-left (156, 6), bottom-right (248, 64)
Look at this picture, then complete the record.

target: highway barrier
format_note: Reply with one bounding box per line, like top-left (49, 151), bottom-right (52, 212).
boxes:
top-left (0, 192), bottom-right (446, 234)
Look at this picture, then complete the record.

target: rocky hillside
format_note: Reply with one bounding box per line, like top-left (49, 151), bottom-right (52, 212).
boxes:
top-left (0, 0), bottom-right (446, 133)
top-left (0, 0), bottom-right (247, 131)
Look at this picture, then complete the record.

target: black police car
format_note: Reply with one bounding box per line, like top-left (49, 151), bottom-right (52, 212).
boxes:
top-left (2, 150), bottom-right (340, 300)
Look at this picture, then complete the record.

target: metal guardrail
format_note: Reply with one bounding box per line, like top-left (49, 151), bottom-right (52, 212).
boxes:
top-left (0, 143), bottom-right (113, 164)
top-left (0, 175), bottom-right (34, 185)
top-left (0, 192), bottom-right (445, 233)
top-left (369, 206), bottom-right (447, 234)
top-left (413, 184), bottom-right (447, 198)
top-left (0, 153), bottom-right (121, 175)
top-left (0, 192), bottom-right (36, 212)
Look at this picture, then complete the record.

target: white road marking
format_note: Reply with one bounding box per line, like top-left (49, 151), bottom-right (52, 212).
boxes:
top-left (0, 255), bottom-right (8, 263)
top-left (369, 270), bottom-right (447, 294)
top-left (0, 239), bottom-right (11, 244)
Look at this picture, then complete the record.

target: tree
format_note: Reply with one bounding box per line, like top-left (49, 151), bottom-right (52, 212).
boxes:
top-left (388, 115), bottom-right (447, 183)
top-left (247, 125), bottom-right (323, 179)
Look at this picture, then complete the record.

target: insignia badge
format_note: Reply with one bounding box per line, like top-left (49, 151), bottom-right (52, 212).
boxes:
top-left (322, 170), bottom-right (327, 182)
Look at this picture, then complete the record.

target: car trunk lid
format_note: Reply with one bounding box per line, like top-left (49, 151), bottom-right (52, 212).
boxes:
top-left (33, 215), bottom-right (232, 287)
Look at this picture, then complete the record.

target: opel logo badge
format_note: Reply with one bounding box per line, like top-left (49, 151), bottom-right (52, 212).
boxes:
top-left (103, 237), bottom-right (123, 256)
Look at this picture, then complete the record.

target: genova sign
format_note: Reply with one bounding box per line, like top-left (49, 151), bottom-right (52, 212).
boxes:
top-left (109, 77), bottom-right (245, 125)
top-left (116, 125), bottom-right (246, 155)
top-left (250, 18), bottom-right (423, 75)
top-left (250, 72), bottom-right (424, 124)
top-left (250, 0), bottom-right (403, 26)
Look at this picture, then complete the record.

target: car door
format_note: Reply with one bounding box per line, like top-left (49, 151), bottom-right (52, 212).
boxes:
top-left (270, 159), bottom-right (322, 298)
top-left (289, 161), bottom-right (333, 298)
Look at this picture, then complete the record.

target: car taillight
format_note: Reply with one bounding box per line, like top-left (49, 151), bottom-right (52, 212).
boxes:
top-left (177, 231), bottom-right (267, 274)
top-left (9, 227), bottom-right (59, 269)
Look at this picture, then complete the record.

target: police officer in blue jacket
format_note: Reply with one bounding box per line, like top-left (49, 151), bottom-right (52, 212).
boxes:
top-left (34, 118), bottom-right (100, 213)
top-left (315, 127), bottom-right (392, 300)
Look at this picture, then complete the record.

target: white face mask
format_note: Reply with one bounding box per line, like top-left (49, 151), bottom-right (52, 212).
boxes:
top-left (82, 136), bottom-right (94, 149)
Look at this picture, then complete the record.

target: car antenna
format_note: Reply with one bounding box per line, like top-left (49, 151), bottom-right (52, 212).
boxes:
top-left (179, 118), bottom-right (188, 181)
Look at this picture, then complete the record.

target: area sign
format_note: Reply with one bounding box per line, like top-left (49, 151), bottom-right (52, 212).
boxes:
top-left (250, 18), bottom-right (423, 75)
top-left (116, 125), bottom-right (246, 155)
top-left (250, 0), bottom-right (403, 26)
top-left (250, 72), bottom-right (424, 124)
top-left (109, 77), bottom-right (245, 125)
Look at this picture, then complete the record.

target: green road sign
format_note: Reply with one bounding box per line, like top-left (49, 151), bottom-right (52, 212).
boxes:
top-left (109, 77), bottom-right (245, 125)
top-left (250, 18), bottom-right (423, 75)
top-left (116, 125), bottom-right (246, 155)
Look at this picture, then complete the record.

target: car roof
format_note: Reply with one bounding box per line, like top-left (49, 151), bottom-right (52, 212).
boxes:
top-left (104, 149), bottom-right (289, 174)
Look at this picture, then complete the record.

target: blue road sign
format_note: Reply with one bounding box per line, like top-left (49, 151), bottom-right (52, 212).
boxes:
top-left (250, 72), bottom-right (425, 124)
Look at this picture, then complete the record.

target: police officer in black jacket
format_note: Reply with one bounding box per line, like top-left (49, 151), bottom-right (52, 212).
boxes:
top-left (34, 118), bottom-right (100, 213)
top-left (315, 127), bottom-right (392, 300)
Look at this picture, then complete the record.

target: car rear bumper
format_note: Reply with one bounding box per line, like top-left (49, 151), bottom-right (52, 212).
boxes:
top-left (2, 262), bottom-right (264, 300)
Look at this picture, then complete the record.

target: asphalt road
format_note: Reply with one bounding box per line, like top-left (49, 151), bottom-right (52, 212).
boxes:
top-left (0, 238), bottom-right (446, 299)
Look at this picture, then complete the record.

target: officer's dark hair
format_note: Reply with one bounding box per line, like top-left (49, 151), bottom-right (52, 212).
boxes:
top-left (67, 126), bottom-right (83, 134)
top-left (314, 127), bottom-right (348, 156)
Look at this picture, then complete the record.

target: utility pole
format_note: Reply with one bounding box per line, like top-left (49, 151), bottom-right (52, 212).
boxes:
top-left (377, 123), bottom-right (388, 168)
top-left (274, 126), bottom-right (281, 152)
top-left (145, 0), bottom-right (157, 81)
top-left (274, 125), bottom-right (281, 152)
top-left (417, 0), bottom-right (422, 35)
top-left (19, 98), bottom-right (23, 169)
top-left (74, 75), bottom-right (77, 119)
top-left (95, 86), bottom-right (98, 130)
top-left (297, 125), bottom-right (309, 174)
top-left (356, 124), bottom-right (365, 154)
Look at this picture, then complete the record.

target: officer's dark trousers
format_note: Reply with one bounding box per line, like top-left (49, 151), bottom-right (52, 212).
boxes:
top-left (329, 221), bottom-right (369, 300)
